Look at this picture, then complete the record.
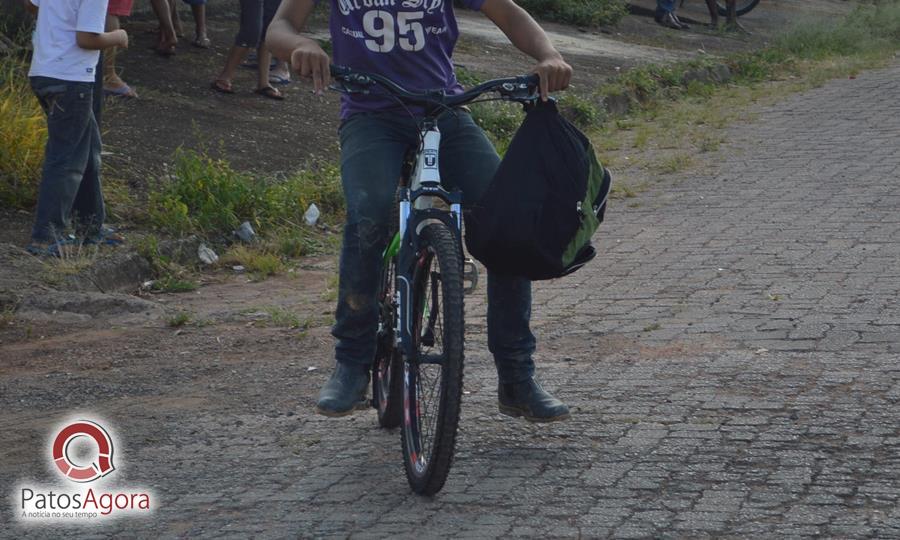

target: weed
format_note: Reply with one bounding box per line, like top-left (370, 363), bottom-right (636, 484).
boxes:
top-left (656, 154), bottom-right (695, 174)
top-left (322, 273), bottom-right (339, 303)
top-left (558, 93), bottom-right (603, 131)
top-left (152, 275), bottom-right (198, 293)
top-left (469, 101), bottom-right (524, 154)
top-left (167, 312), bottom-right (192, 327)
top-left (264, 306), bottom-right (303, 328)
top-left (455, 65), bottom-right (483, 87)
top-left (39, 244), bottom-right (99, 285)
top-left (222, 245), bottom-right (285, 279)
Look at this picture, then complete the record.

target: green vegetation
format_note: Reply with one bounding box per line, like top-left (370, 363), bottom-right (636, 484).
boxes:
top-left (516, 0), bottom-right (628, 27)
top-left (221, 245), bottom-right (286, 279)
top-left (167, 311), bottom-right (192, 327)
top-left (0, 55), bottom-right (46, 208)
top-left (149, 149), bottom-right (343, 238)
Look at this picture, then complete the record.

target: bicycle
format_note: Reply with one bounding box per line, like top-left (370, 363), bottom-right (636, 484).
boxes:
top-left (330, 65), bottom-right (540, 495)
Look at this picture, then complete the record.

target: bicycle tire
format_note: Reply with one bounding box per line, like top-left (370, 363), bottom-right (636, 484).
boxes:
top-left (400, 223), bottom-right (464, 496)
top-left (716, 0), bottom-right (760, 17)
top-left (373, 254), bottom-right (403, 428)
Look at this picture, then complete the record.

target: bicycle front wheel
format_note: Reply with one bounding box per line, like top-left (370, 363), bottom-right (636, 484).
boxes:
top-left (716, 0), bottom-right (760, 17)
top-left (401, 223), bottom-right (464, 495)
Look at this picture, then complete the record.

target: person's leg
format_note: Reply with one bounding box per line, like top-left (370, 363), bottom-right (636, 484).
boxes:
top-left (28, 79), bottom-right (95, 246)
top-left (186, 0), bottom-right (210, 47)
top-left (254, 0), bottom-right (281, 97)
top-left (213, 0), bottom-right (260, 92)
top-left (150, 0), bottom-right (177, 54)
top-left (169, 0), bottom-right (183, 37)
top-left (655, 0), bottom-right (688, 29)
top-left (318, 113), bottom-right (416, 415)
top-left (102, 15), bottom-right (137, 96)
top-left (72, 104), bottom-right (106, 239)
top-left (437, 111), bottom-right (568, 422)
top-left (704, 0), bottom-right (719, 27)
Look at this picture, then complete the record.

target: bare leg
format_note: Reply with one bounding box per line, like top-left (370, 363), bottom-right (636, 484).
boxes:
top-left (169, 0), bottom-right (184, 37)
top-left (150, 0), bottom-right (177, 54)
top-left (102, 14), bottom-right (137, 96)
top-left (213, 45), bottom-right (251, 92)
top-left (191, 4), bottom-right (210, 47)
top-left (257, 44), bottom-right (273, 90)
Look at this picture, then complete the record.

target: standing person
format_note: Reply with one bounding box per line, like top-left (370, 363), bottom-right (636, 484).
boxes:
top-left (103, 0), bottom-right (137, 97)
top-left (24, 0), bottom-right (128, 255)
top-left (267, 0), bottom-right (573, 421)
top-left (211, 0), bottom-right (284, 100)
top-left (656, 0), bottom-right (689, 30)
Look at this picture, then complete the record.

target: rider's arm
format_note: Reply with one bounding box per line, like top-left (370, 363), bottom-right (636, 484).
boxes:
top-left (266, 0), bottom-right (330, 94)
top-left (480, 0), bottom-right (572, 100)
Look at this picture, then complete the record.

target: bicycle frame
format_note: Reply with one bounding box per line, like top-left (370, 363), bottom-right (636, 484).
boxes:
top-left (386, 117), bottom-right (464, 362)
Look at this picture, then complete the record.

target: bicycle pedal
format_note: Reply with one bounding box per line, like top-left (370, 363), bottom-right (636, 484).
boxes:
top-left (463, 258), bottom-right (479, 294)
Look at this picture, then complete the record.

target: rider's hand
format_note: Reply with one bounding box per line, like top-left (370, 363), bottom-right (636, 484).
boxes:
top-left (532, 55), bottom-right (573, 101)
top-left (291, 40), bottom-right (330, 95)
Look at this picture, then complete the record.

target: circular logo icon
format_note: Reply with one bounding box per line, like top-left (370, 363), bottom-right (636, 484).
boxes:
top-left (52, 420), bottom-right (115, 482)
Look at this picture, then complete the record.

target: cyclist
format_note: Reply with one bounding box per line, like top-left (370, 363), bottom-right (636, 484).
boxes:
top-left (268, 0), bottom-right (573, 422)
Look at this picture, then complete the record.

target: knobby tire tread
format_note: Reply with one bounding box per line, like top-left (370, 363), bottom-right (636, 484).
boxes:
top-left (401, 223), bottom-right (464, 496)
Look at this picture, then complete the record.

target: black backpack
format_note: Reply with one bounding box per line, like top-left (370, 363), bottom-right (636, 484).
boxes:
top-left (465, 99), bottom-right (611, 280)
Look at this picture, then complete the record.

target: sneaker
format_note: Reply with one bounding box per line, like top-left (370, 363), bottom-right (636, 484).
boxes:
top-left (498, 378), bottom-right (570, 423)
top-left (315, 362), bottom-right (371, 417)
top-left (25, 237), bottom-right (77, 257)
top-left (655, 12), bottom-right (688, 30)
top-left (82, 226), bottom-right (125, 247)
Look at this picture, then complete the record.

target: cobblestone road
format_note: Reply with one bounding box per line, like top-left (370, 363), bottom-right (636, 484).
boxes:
top-left (4, 64), bottom-right (900, 538)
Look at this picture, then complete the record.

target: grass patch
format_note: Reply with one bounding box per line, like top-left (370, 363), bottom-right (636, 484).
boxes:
top-left (149, 149), bottom-right (343, 239)
top-left (167, 311), bottom-right (192, 327)
top-left (0, 55), bottom-right (46, 208)
top-left (514, 0), bottom-right (628, 27)
top-left (39, 245), bottom-right (99, 285)
top-left (222, 245), bottom-right (286, 279)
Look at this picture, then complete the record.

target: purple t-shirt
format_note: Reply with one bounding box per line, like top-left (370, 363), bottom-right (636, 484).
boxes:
top-left (324, 0), bottom-right (485, 118)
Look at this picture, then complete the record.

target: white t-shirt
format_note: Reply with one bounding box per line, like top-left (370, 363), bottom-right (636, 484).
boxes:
top-left (28, 0), bottom-right (109, 83)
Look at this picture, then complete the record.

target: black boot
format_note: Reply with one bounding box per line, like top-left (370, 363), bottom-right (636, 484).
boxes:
top-left (498, 378), bottom-right (570, 423)
top-left (315, 362), bottom-right (370, 417)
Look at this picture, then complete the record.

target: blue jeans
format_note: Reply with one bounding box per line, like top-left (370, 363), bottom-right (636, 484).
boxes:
top-left (657, 0), bottom-right (676, 15)
top-left (30, 76), bottom-right (105, 243)
top-left (334, 111), bottom-right (536, 384)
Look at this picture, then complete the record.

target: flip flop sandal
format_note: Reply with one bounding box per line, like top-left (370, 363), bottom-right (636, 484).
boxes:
top-left (254, 86), bottom-right (284, 100)
top-left (211, 80), bottom-right (235, 94)
top-left (269, 73), bottom-right (292, 85)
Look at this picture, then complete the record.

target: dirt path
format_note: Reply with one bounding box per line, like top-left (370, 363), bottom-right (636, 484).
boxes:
top-left (4, 57), bottom-right (900, 538)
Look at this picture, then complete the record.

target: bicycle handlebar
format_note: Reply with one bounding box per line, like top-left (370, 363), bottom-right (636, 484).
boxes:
top-left (329, 64), bottom-right (540, 110)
